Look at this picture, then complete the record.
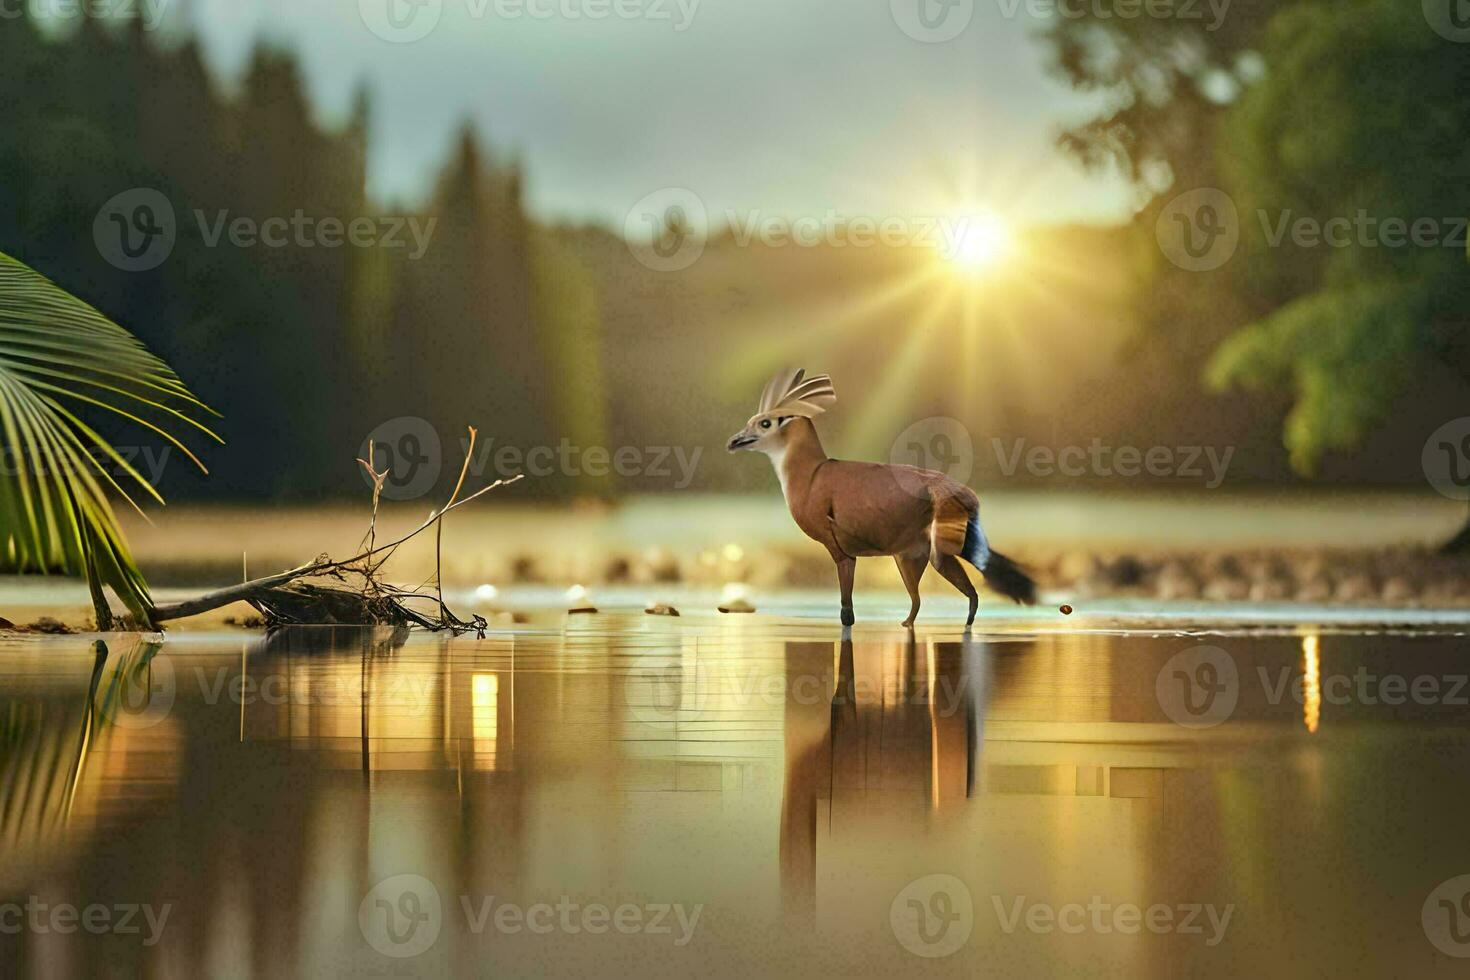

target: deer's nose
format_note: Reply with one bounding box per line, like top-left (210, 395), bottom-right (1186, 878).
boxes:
top-left (727, 432), bottom-right (757, 452)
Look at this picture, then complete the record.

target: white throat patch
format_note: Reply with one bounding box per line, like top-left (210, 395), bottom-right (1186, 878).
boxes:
top-left (765, 447), bottom-right (790, 500)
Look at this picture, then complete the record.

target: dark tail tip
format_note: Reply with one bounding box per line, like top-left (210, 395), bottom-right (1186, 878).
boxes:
top-left (982, 550), bottom-right (1037, 605)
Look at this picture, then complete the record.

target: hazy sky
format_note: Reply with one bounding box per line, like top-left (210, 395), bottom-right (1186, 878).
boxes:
top-left (181, 0), bottom-right (1135, 228)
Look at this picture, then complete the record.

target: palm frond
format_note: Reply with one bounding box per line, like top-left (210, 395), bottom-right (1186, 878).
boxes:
top-left (0, 252), bottom-right (219, 625)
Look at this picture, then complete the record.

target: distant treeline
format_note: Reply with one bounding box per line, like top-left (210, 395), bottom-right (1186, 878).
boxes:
top-left (0, 15), bottom-right (604, 500)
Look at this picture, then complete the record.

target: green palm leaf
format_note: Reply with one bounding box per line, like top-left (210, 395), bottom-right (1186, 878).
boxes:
top-left (0, 252), bottom-right (219, 627)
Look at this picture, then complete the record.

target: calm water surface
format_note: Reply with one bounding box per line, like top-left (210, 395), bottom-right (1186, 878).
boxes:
top-left (3, 618), bottom-right (1470, 977)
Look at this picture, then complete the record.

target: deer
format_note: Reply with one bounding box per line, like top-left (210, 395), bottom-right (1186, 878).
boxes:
top-left (727, 369), bottom-right (1036, 628)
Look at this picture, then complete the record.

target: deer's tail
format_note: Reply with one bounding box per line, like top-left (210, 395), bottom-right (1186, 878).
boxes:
top-left (961, 514), bottom-right (1037, 605)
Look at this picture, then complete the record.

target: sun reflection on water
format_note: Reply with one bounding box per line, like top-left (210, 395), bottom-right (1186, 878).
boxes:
top-left (1303, 635), bottom-right (1321, 734)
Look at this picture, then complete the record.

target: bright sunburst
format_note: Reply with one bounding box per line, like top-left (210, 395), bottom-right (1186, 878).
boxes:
top-left (946, 212), bottom-right (1011, 275)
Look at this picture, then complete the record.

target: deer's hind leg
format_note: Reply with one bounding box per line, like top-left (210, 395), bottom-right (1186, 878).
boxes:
top-left (895, 555), bottom-right (927, 629)
top-left (934, 553), bottom-right (979, 627)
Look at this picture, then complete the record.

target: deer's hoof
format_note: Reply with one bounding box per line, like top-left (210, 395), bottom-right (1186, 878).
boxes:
top-left (901, 618), bottom-right (915, 630)
top-left (840, 607), bottom-right (855, 626)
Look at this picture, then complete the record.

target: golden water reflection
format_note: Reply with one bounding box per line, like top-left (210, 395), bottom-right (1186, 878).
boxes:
top-left (1303, 634), bottom-right (1321, 734)
top-left (2, 621), bottom-right (1469, 977)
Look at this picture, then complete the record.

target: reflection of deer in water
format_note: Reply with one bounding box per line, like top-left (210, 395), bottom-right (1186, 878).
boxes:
top-left (727, 370), bottom-right (1036, 627)
top-left (777, 630), bottom-right (992, 924)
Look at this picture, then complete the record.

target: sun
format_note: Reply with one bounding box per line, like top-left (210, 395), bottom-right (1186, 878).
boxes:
top-left (946, 212), bottom-right (1011, 275)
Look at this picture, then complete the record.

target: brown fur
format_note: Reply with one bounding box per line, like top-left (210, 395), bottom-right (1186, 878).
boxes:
top-left (730, 411), bottom-right (1026, 627)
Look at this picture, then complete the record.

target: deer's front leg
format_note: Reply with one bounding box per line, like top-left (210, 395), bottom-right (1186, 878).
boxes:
top-left (835, 556), bottom-right (856, 625)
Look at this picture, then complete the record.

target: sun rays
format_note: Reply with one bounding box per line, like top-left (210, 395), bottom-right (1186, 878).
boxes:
top-left (713, 159), bottom-right (1138, 453)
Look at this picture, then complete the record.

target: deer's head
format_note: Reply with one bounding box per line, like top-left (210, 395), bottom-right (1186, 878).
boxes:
top-left (726, 369), bottom-right (836, 454)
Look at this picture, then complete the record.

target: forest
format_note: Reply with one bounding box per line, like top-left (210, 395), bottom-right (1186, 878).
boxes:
top-left (0, 14), bottom-right (600, 500)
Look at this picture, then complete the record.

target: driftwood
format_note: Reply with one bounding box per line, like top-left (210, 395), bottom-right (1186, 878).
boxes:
top-left (147, 427), bottom-right (521, 634)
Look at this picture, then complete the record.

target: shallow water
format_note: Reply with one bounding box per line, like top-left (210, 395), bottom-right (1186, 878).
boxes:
top-left (3, 618), bottom-right (1470, 977)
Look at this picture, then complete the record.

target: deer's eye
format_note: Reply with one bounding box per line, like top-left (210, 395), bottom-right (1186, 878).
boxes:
top-left (760, 419), bottom-right (772, 429)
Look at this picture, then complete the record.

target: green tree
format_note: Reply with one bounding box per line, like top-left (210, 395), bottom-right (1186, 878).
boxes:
top-left (1205, 0), bottom-right (1470, 544)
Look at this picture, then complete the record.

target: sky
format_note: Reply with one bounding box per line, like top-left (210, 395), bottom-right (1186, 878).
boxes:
top-left (175, 0), bottom-right (1135, 229)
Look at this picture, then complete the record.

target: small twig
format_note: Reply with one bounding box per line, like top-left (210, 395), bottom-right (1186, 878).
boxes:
top-left (151, 427), bottom-right (522, 628)
top-left (435, 427), bottom-right (478, 620)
